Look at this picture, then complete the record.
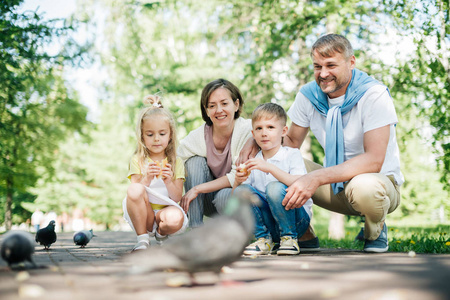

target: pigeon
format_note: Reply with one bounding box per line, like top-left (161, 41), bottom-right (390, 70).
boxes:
top-left (73, 229), bottom-right (95, 248)
top-left (1, 230), bottom-right (37, 268)
top-left (123, 188), bottom-right (257, 280)
top-left (35, 220), bottom-right (57, 250)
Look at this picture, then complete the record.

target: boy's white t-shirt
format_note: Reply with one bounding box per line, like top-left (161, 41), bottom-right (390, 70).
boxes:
top-left (288, 85), bottom-right (404, 186)
top-left (243, 146), bottom-right (313, 219)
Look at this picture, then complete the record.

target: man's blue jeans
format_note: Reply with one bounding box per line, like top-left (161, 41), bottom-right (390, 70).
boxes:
top-left (236, 182), bottom-right (310, 243)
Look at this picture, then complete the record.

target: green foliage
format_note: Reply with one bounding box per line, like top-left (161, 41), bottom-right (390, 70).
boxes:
top-left (382, 0), bottom-right (450, 192)
top-left (2, 0), bottom-right (449, 229)
top-left (30, 101), bottom-right (130, 228)
top-left (314, 222), bottom-right (450, 254)
top-left (0, 0), bottom-right (89, 228)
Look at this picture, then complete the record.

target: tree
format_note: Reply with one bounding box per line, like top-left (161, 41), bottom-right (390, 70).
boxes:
top-left (383, 0), bottom-right (449, 191)
top-left (0, 0), bottom-right (89, 229)
top-left (56, 0), bottom-right (448, 229)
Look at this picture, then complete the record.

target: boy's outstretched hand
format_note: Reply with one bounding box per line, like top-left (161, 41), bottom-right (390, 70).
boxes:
top-left (244, 158), bottom-right (272, 174)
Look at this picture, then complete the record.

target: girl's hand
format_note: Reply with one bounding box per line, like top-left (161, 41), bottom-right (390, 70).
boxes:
top-left (145, 162), bottom-right (160, 181)
top-left (245, 158), bottom-right (271, 173)
top-left (161, 163), bottom-right (173, 184)
top-left (180, 187), bottom-right (199, 213)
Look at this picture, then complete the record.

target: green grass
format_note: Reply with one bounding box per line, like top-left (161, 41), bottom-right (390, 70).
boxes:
top-left (314, 223), bottom-right (450, 254)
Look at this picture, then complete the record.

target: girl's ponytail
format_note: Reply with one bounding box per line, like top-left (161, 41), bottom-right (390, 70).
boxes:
top-left (143, 95), bottom-right (163, 108)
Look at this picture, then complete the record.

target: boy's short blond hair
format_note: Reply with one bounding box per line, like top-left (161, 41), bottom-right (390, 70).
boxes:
top-left (252, 103), bottom-right (287, 125)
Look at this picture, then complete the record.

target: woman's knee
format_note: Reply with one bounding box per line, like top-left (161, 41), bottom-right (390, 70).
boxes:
top-left (185, 156), bottom-right (208, 173)
top-left (212, 188), bottom-right (232, 214)
top-left (184, 156), bottom-right (210, 189)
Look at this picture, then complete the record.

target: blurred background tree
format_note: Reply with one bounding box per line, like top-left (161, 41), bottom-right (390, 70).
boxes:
top-left (1, 0), bottom-right (448, 231)
top-left (0, 0), bottom-right (89, 230)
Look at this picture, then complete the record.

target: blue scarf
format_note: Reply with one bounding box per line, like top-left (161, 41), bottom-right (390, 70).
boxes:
top-left (300, 68), bottom-right (382, 194)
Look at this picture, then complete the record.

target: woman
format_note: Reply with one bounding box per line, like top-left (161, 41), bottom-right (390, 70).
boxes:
top-left (178, 79), bottom-right (252, 227)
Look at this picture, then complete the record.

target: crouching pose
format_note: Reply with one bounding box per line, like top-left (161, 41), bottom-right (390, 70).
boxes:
top-left (235, 103), bottom-right (312, 256)
top-left (123, 95), bottom-right (188, 252)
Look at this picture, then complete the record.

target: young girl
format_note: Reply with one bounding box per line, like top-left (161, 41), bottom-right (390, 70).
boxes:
top-left (123, 95), bottom-right (188, 251)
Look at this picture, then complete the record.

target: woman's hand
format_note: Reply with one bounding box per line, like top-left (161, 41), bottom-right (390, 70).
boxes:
top-left (180, 187), bottom-right (200, 213)
top-left (236, 138), bottom-right (259, 166)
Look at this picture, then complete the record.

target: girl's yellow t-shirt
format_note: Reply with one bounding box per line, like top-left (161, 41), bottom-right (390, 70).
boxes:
top-left (127, 155), bottom-right (185, 210)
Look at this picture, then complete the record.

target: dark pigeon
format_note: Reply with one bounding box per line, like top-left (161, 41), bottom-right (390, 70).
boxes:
top-left (1, 230), bottom-right (37, 268)
top-left (73, 229), bottom-right (95, 248)
top-left (124, 188), bottom-right (257, 279)
top-left (35, 220), bottom-right (57, 250)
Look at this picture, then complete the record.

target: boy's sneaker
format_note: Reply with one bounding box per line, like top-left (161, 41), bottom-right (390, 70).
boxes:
top-left (364, 223), bottom-right (389, 253)
top-left (243, 238), bottom-right (275, 255)
top-left (131, 240), bottom-right (150, 252)
top-left (277, 236), bottom-right (300, 255)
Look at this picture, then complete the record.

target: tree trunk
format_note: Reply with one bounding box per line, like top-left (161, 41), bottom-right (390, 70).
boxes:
top-left (328, 212), bottom-right (345, 240)
top-left (5, 177), bottom-right (13, 230)
top-left (300, 134), bottom-right (313, 161)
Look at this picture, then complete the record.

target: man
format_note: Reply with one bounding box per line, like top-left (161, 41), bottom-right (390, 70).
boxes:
top-left (283, 33), bottom-right (403, 252)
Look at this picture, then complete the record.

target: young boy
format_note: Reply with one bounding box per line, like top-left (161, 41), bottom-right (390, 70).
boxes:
top-left (235, 103), bottom-right (313, 255)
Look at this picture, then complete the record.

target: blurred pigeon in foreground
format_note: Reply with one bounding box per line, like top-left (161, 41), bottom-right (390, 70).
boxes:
top-left (124, 189), bottom-right (256, 276)
top-left (73, 229), bottom-right (95, 248)
top-left (35, 220), bottom-right (57, 250)
top-left (123, 188), bottom-right (257, 279)
top-left (1, 230), bottom-right (37, 268)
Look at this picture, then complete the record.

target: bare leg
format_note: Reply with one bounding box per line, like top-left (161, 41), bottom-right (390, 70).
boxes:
top-left (126, 183), bottom-right (155, 235)
top-left (156, 206), bottom-right (184, 236)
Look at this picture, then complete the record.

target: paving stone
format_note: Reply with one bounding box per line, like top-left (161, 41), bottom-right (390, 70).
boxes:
top-left (1, 231), bottom-right (449, 300)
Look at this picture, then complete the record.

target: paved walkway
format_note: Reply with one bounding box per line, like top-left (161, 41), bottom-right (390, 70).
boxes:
top-left (1, 231), bottom-right (449, 300)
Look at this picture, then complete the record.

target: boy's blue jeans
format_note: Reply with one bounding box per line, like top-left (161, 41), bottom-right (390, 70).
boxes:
top-left (236, 182), bottom-right (310, 243)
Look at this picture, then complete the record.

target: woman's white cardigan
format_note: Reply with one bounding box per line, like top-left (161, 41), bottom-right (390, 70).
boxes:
top-left (178, 117), bottom-right (252, 187)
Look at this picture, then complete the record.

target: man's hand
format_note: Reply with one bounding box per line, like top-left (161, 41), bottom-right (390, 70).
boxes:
top-left (282, 173), bottom-right (319, 210)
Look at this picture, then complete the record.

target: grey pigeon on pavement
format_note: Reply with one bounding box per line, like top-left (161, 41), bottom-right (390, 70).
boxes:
top-left (73, 229), bottom-right (95, 248)
top-left (1, 230), bottom-right (37, 268)
top-left (123, 188), bottom-right (257, 278)
top-left (35, 220), bottom-right (57, 250)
